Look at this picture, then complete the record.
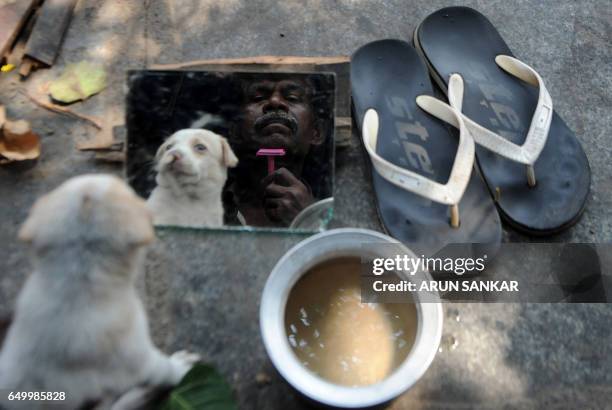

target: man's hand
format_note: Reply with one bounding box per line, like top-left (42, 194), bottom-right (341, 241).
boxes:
top-left (261, 168), bottom-right (314, 225)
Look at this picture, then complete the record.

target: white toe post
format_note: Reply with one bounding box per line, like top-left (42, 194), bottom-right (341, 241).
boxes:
top-left (526, 164), bottom-right (536, 188)
top-left (450, 203), bottom-right (460, 228)
top-left (361, 74), bottom-right (475, 229)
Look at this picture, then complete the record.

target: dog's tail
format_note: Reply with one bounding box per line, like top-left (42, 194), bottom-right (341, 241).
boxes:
top-left (189, 112), bottom-right (224, 130)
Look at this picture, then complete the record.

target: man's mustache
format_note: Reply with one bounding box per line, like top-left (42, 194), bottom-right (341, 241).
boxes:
top-left (254, 111), bottom-right (298, 135)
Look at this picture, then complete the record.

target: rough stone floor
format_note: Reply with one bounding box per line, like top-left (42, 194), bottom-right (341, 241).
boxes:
top-left (0, 1), bottom-right (610, 408)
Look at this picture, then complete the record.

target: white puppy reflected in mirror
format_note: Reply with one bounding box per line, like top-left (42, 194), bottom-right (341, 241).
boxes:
top-left (147, 129), bottom-right (238, 227)
top-left (0, 175), bottom-right (200, 409)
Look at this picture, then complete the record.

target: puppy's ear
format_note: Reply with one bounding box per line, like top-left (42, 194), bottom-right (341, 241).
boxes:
top-left (18, 186), bottom-right (93, 245)
top-left (108, 183), bottom-right (155, 246)
top-left (154, 140), bottom-right (168, 164)
top-left (120, 205), bottom-right (155, 246)
top-left (220, 137), bottom-right (238, 168)
top-left (18, 195), bottom-right (50, 243)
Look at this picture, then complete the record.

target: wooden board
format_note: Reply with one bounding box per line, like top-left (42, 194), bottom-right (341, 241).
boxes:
top-left (0, 0), bottom-right (38, 59)
top-left (23, 0), bottom-right (78, 67)
top-left (5, 2), bottom-right (41, 66)
top-left (149, 56), bottom-right (352, 146)
top-left (77, 124), bottom-right (123, 151)
top-left (149, 55), bottom-right (349, 69)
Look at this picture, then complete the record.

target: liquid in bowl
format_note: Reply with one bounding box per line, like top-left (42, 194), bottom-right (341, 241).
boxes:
top-left (285, 257), bottom-right (418, 387)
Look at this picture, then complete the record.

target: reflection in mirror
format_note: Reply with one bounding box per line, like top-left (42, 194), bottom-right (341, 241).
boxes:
top-left (126, 71), bottom-right (335, 231)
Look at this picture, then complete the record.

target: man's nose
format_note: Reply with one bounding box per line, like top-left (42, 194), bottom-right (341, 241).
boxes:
top-left (263, 91), bottom-right (289, 113)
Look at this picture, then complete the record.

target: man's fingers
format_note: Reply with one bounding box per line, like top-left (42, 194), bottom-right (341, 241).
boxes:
top-left (264, 183), bottom-right (291, 199)
top-left (260, 168), bottom-right (313, 224)
top-left (264, 198), bottom-right (280, 210)
top-left (261, 167), bottom-right (302, 188)
top-left (261, 171), bottom-right (276, 187)
top-left (264, 197), bottom-right (293, 209)
top-left (264, 198), bottom-right (296, 223)
top-left (275, 167), bottom-right (301, 186)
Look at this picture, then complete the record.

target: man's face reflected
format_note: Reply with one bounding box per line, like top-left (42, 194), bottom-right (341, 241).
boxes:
top-left (237, 79), bottom-right (320, 158)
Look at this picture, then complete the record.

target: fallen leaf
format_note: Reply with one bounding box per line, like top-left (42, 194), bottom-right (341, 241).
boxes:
top-left (0, 119), bottom-right (41, 163)
top-left (157, 364), bottom-right (237, 410)
top-left (24, 91), bottom-right (102, 129)
top-left (48, 61), bottom-right (107, 104)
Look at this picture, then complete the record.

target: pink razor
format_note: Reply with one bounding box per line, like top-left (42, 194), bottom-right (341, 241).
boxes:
top-left (256, 148), bottom-right (286, 174)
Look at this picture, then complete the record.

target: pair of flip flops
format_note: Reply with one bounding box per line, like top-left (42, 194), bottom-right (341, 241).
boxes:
top-left (351, 7), bottom-right (590, 255)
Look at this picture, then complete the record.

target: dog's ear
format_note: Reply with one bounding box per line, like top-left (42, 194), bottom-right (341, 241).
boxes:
top-left (18, 190), bottom-right (96, 246)
top-left (119, 205), bottom-right (155, 246)
top-left (154, 140), bottom-right (169, 164)
top-left (220, 137), bottom-right (238, 168)
top-left (18, 194), bottom-right (51, 243)
top-left (107, 182), bottom-right (155, 246)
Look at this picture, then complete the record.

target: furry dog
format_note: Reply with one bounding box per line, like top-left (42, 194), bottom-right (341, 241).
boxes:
top-left (0, 175), bottom-right (199, 409)
top-left (147, 129), bottom-right (238, 227)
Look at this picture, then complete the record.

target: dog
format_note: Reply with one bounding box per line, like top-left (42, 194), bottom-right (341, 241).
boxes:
top-left (147, 129), bottom-right (238, 227)
top-left (0, 175), bottom-right (200, 409)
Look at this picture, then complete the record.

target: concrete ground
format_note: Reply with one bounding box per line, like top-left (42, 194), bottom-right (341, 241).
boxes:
top-left (1, 0), bottom-right (611, 408)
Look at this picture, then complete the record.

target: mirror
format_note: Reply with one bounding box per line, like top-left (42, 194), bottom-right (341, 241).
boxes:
top-left (126, 70), bottom-right (335, 231)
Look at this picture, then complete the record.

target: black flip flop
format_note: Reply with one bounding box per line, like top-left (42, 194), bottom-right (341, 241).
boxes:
top-left (351, 39), bottom-right (501, 257)
top-left (415, 6), bottom-right (590, 235)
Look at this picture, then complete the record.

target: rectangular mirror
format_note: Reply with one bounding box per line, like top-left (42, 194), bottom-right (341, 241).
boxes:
top-left (126, 70), bottom-right (335, 232)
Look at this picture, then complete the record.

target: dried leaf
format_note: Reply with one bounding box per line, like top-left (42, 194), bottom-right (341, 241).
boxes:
top-left (0, 119), bottom-right (41, 163)
top-left (48, 61), bottom-right (107, 103)
top-left (24, 91), bottom-right (102, 129)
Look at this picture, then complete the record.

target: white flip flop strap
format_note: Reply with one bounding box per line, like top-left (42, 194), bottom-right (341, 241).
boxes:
top-left (459, 55), bottom-right (553, 165)
top-left (362, 75), bottom-right (474, 206)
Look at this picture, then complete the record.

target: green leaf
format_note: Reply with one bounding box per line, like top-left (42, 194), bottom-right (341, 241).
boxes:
top-left (157, 364), bottom-right (237, 410)
top-left (48, 61), bottom-right (107, 103)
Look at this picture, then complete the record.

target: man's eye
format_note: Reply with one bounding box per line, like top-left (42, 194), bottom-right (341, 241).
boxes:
top-left (194, 144), bottom-right (207, 152)
top-left (251, 94), bottom-right (265, 102)
top-left (165, 144), bottom-right (174, 151)
top-left (287, 95), bottom-right (301, 102)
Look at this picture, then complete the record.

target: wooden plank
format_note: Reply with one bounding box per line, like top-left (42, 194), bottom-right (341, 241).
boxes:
top-left (5, 2), bottom-right (41, 66)
top-left (77, 124), bottom-right (122, 151)
top-left (18, 57), bottom-right (35, 76)
top-left (23, 0), bottom-right (78, 67)
top-left (0, 0), bottom-right (38, 59)
top-left (93, 151), bottom-right (125, 163)
top-left (149, 55), bottom-right (349, 70)
top-left (0, 105), bottom-right (5, 129)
